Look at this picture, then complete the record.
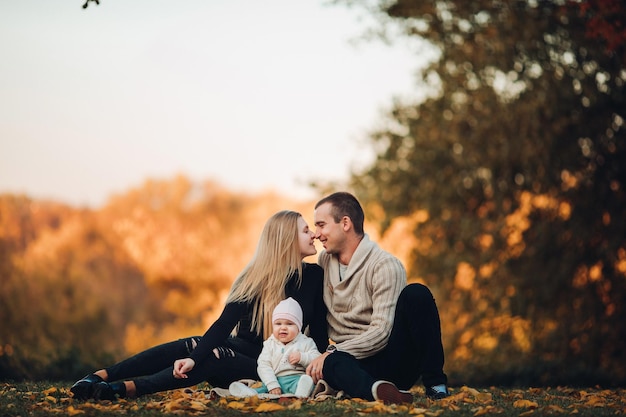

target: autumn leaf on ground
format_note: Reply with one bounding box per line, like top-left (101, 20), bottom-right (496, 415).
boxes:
top-left (226, 401), bottom-right (246, 410)
top-left (255, 402), bottom-right (285, 412)
top-left (4, 383), bottom-right (626, 416)
top-left (513, 399), bottom-right (539, 409)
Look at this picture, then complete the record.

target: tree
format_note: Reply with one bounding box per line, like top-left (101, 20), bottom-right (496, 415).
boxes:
top-left (0, 178), bottom-right (315, 379)
top-left (342, 0), bottom-right (626, 385)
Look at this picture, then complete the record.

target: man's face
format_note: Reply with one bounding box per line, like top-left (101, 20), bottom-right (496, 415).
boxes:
top-left (314, 202), bottom-right (345, 255)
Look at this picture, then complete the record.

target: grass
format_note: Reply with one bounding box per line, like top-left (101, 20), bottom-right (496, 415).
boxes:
top-left (1, 380), bottom-right (625, 416)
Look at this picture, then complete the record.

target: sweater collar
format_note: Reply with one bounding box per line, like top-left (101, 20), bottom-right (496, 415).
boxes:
top-left (337, 234), bottom-right (376, 282)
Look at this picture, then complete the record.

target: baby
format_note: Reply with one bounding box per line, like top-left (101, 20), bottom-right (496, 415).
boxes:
top-left (229, 297), bottom-right (320, 398)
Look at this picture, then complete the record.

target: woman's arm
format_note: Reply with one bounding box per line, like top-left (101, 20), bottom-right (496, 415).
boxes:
top-left (189, 301), bottom-right (248, 364)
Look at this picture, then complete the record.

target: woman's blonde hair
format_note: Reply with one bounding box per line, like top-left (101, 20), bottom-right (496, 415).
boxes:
top-left (226, 210), bottom-right (304, 339)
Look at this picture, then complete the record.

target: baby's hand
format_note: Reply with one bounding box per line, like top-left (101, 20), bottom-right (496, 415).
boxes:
top-left (288, 351), bottom-right (301, 365)
top-left (269, 387), bottom-right (281, 395)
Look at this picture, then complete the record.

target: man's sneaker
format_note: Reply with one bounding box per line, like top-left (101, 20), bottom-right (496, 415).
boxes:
top-left (228, 381), bottom-right (258, 397)
top-left (70, 374), bottom-right (104, 400)
top-left (425, 384), bottom-right (450, 400)
top-left (294, 374), bottom-right (315, 398)
top-left (372, 380), bottom-right (413, 404)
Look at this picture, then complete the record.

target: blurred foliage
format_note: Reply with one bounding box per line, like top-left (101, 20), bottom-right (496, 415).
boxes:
top-left (341, 0), bottom-right (626, 386)
top-left (0, 176), bottom-right (313, 380)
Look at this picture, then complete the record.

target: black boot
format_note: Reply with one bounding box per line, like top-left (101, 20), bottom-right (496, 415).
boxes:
top-left (92, 381), bottom-right (126, 401)
top-left (70, 374), bottom-right (104, 400)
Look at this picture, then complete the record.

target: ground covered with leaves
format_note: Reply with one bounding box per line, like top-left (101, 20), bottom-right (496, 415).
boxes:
top-left (1, 381), bottom-right (625, 416)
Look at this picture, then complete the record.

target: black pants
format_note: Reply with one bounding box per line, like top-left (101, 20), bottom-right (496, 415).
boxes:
top-left (105, 336), bottom-right (261, 397)
top-left (322, 283), bottom-right (447, 400)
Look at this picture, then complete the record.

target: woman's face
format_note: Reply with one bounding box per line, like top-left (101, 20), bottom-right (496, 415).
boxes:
top-left (297, 216), bottom-right (317, 259)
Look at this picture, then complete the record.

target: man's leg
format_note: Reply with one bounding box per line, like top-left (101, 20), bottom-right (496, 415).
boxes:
top-left (381, 283), bottom-right (448, 390)
top-left (322, 351), bottom-right (377, 400)
top-left (323, 352), bottom-right (414, 404)
top-left (322, 284), bottom-right (447, 401)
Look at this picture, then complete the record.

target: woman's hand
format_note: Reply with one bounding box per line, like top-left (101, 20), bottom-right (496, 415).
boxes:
top-left (173, 358), bottom-right (196, 379)
top-left (269, 387), bottom-right (282, 395)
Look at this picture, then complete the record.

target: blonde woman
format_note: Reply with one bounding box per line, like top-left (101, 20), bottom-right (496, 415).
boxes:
top-left (70, 211), bottom-right (328, 400)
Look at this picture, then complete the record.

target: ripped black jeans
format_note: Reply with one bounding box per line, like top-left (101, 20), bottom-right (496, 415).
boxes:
top-left (104, 336), bottom-right (261, 397)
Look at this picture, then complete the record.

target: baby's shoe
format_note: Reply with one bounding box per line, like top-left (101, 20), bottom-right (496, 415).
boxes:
top-left (228, 381), bottom-right (258, 398)
top-left (294, 375), bottom-right (315, 398)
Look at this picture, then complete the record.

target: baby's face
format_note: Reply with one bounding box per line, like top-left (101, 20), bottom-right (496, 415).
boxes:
top-left (272, 318), bottom-right (299, 344)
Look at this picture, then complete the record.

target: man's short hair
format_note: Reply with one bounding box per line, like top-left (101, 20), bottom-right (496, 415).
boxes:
top-left (315, 192), bottom-right (364, 236)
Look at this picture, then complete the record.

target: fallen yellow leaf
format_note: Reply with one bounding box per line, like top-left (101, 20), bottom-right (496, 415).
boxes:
top-left (66, 405), bottom-right (85, 415)
top-left (473, 407), bottom-right (489, 416)
top-left (226, 401), bottom-right (246, 409)
top-left (288, 400), bottom-right (302, 409)
top-left (163, 398), bottom-right (193, 412)
top-left (189, 400), bottom-right (207, 411)
top-left (255, 402), bottom-right (286, 412)
top-left (547, 404), bottom-right (566, 412)
top-left (583, 396), bottom-right (606, 407)
top-left (475, 392), bottom-right (492, 402)
top-left (462, 387), bottom-right (481, 396)
top-left (513, 399), bottom-right (539, 408)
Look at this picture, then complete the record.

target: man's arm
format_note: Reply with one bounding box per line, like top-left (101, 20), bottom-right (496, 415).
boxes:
top-left (335, 257), bottom-right (406, 358)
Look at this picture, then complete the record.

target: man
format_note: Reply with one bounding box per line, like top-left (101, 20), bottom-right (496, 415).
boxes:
top-left (306, 192), bottom-right (449, 404)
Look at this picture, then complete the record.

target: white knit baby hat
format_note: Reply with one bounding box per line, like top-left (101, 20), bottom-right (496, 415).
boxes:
top-left (272, 297), bottom-right (303, 331)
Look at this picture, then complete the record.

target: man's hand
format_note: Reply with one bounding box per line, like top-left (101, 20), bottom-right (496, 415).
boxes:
top-left (173, 358), bottom-right (195, 379)
top-left (306, 352), bottom-right (329, 383)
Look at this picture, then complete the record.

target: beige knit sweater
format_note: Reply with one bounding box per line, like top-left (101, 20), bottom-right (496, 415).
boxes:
top-left (318, 234), bottom-right (407, 359)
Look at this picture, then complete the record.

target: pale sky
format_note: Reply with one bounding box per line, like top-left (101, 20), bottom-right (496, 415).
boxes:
top-left (0, 0), bottom-right (431, 208)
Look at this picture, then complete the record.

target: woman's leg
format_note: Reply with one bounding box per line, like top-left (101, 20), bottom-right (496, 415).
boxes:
top-left (105, 337), bottom-right (201, 382)
top-left (90, 371), bottom-right (136, 397)
top-left (133, 349), bottom-right (259, 396)
top-left (82, 336), bottom-right (260, 399)
top-left (72, 337), bottom-right (200, 400)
